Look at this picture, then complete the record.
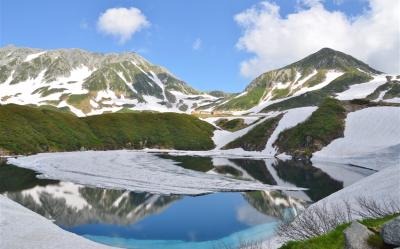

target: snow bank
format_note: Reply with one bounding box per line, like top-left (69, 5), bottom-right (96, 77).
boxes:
top-left (212, 113), bottom-right (281, 149)
top-left (8, 151), bottom-right (304, 196)
top-left (0, 195), bottom-right (113, 249)
top-left (246, 71), bottom-right (343, 114)
top-left (336, 74), bottom-right (388, 100)
top-left (262, 107), bottom-right (317, 156)
top-left (313, 107), bottom-right (400, 170)
top-left (311, 165), bottom-right (400, 216)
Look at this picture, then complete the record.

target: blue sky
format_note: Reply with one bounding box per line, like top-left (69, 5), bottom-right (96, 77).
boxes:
top-left (1, 0), bottom-right (390, 92)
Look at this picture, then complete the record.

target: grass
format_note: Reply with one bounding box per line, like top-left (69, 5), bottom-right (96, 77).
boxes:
top-left (274, 98), bottom-right (346, 158)
top-left (66, 94), bottom-right (92, 113)
top-left (222, 114), bottom-right (283, 151)
top-left (262, 70), bottom-right (372, 112)
top-left (324, 70), bottom-right (373, 93)
top-left (0, 104), bottom-right (216, 154)
top-left (280, 223), bottom-right (349, 249)
top-left (279, 214), bottom-right (399, 249)
top-left (216, 86), bottom-right (266, 111)
top-left (215, 118), bottom-right (247, 131)
top-left (383, 83), bottom-right (400, 99)
top-left (304, 69), bottom-right (327, 87)
top-left (272, 88), bottom-right (290, 100)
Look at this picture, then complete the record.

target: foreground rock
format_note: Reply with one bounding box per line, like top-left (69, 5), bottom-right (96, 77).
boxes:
top-left (0, 195), bottom-right (114, 249)
top-left (344, 222), bottom-right (374, 249)
top-left (381, 216), bottom-right (400, 246)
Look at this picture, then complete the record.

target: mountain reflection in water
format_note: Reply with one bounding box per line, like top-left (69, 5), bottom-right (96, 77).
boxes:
top-left (0, 155), bottom-right (373, 247)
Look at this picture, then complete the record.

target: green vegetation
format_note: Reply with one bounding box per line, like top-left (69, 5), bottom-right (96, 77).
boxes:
top-left (0, 104), bottom-right (215, 154)
top-left (32, 86), bottom-right (67, 97)
top-left (85, 111), bottom-right (215, 150)
top-left (279, 214), bottom-right (399, 249)
top-left (275, 98), bottom-right (346, 158)
top-left (324, 69), bottom-right (373, 93)
top-left (66, 94), bottom-right (92, 113)
top-left (215, 118), bottom-right (248, 132)
top-left (383, 83), bottom-right (400, 99)
top-left (223, 114), bottom-right (283, 151)
top-left (263, 91), bottom-right (327, 112)
top-left (272, 88), bottom-right (290, 100)
top-left (262, 70), bottom-right (372, 112)
top-left (304, 69), bottom-right (327, 87)
top-left (216, 86), bottom-right (266, 111)
top-left (367, 81), bottom-right (400, 100)
top-left (279, 223), bottom-right (349, 249)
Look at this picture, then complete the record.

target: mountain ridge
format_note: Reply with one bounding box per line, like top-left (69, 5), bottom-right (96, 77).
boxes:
top-left (0, 46), bottom-right (226, 116)
top-left (215, 47), bottom-right (382, 112)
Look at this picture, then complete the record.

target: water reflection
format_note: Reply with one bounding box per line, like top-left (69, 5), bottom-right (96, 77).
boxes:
top-left (0, 155), bottom-right (373, 248)
top-left (0, 162), bottom-right (304, 244)
top-left (158, 155), bottom-right (372, 202)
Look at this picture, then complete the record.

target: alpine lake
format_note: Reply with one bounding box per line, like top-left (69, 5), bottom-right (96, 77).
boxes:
top-left (0, 154), bottom-right (374, 249)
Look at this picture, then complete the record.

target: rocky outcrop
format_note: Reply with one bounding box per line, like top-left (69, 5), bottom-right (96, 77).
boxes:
top-left (344, 222), bottom-right (374, 249)
top-left (381, 216), bottom-right (400, 246)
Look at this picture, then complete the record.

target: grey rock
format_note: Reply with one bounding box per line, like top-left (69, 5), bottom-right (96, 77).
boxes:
top-left (344, 221), bottom-right (374, 249)
top-left (381, 216), bottom-right (400, 246)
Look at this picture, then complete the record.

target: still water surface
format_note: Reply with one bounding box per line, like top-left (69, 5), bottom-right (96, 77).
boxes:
top-left (0, 155), bottom-right (374, 248)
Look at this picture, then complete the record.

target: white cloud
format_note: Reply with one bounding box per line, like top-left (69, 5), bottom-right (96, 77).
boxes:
top-left (97, 7), bottom-right (150, 44)
top-left (235, 0), bottom-right (400, 77)
top-left (192, 38), bottom-right (202, 50)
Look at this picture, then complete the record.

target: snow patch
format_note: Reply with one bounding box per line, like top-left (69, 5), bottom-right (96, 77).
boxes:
top-left (336, 74), bottom-right (388, 100)
top-left (262, 107), bottom-right (317, 156)
top-left (24, 51), bottom-right (46, 62)
top-left (313, 107), bottom-right (400, 170)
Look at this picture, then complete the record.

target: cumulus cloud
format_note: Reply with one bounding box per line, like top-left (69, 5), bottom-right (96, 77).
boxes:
top-left (98, 7), bottom-right (150, 44)
top-left (192, 38), bottom-right (202, 50)
top-left (235, 0), bottom-right (400, 77)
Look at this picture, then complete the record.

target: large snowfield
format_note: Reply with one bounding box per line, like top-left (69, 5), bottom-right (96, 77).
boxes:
top-left (313, 107), bottom-right (400, 170)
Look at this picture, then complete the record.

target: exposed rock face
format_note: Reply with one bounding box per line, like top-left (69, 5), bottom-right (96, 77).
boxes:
top-left (381, 216), bottom-right (400, 246)
top-left (344, 222), bottom-right (374, 249)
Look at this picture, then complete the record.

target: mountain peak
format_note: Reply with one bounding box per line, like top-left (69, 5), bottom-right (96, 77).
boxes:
top-left (286, 47), bottom-right (381, 74)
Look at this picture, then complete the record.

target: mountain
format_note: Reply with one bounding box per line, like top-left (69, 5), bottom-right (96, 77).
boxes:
top-left (216, 48), bottom-right (382, 112)
top-left (0, 45), bottom-right (224, 116)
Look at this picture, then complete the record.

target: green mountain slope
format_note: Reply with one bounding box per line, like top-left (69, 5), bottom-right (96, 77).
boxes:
top-left (0, 104), bottom-right (215, 155)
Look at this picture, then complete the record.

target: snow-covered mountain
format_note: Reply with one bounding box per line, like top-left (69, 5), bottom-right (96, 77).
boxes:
top-left (0, 45), bottom-right (224, 116)
top-left (214, 48), bottom-right (393, 113)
